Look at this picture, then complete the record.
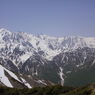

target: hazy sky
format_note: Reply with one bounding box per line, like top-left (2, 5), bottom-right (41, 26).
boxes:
top-left (0, 0), bottom-right (95, 37)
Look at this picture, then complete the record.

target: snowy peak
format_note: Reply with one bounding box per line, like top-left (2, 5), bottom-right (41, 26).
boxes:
top-left (0, 28), bottom-right (9, 32)
top-left (0, 28), bottom-right (11, 35)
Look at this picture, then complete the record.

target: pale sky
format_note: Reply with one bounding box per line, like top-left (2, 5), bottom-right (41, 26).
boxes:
top-left (0, 0), bottom-right (95, 37)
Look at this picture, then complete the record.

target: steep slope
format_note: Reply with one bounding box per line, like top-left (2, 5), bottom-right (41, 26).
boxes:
top-left (53, 47), bottom-right (95, 86)
top-left (0, 64), bottom-right (28, 88)
top-left (0, 64), bottom-right (53, 88)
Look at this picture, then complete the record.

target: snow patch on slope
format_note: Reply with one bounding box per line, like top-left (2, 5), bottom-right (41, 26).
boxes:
top-left (59, 67), bottom-right (64, 86)
top-left (5, 68), bottom-right (21, 82)
top-left (0, 64), bottom-right (32, 88)
top-left (20, 53), bottom-right (31, 63)
top-left (36, 80), bottom-right (47, 86)
top-left (0, 65), bottom-right (13, 87)
top-left (21, 77), bottom-right (32, 88)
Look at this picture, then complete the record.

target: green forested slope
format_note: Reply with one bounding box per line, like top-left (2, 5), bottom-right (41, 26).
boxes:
top-left (0, 84), bottom-right (95, 95)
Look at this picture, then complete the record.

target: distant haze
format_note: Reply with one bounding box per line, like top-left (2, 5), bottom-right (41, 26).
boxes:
top-left (0, 0), bottom-right (95, 37)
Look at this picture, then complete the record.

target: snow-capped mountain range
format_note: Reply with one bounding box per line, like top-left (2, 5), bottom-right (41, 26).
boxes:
top-left (0, 28), bottom-right (95, 62)
top-left (0, 28), bottom-right (95, 87)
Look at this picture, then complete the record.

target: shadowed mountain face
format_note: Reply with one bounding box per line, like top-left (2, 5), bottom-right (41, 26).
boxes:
top-left (0, 28), bottom-right (95, 87)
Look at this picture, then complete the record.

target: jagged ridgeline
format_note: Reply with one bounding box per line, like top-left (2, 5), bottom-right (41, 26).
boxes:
top-left (0, 28), bottom-right (95, 87)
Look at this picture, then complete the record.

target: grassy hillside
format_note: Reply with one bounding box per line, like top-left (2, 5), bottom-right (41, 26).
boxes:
top-left (60, 84), bottom-right (95, 95)
top-left (0, 85), bottom-right (73, 95)
top-left (0, 84), bottom-right (95, 95)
